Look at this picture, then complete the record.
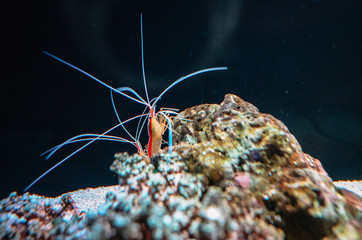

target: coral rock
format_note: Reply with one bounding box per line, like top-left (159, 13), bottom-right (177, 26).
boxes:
top-left (1, 94), bottom-right (361, 239)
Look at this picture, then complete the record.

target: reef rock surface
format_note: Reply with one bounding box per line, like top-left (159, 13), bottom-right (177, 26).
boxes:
top-left (1, 94), bottom-right (361, 239)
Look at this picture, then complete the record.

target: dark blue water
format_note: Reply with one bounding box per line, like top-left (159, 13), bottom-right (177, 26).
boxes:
top-left (2, 0), bottom-right (361, 198)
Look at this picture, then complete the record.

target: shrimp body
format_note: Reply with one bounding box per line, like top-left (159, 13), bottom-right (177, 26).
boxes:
top-left (147, 110), bottom-right (164, 157)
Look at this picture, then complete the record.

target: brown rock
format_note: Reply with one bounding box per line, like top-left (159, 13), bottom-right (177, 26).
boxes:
top-left (1, 94), bottom-right (361, 239)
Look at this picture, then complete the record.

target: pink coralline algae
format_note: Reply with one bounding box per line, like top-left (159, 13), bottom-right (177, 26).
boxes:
top-left (1, 94), bottom-right (361, 239)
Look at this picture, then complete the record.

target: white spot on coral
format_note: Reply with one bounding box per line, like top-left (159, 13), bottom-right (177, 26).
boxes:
top-left (205, 206), bottom-right (222, 221)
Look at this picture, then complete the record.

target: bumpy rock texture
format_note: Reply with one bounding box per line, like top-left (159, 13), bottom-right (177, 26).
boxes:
top-left (1, 94), bottom-right (361, 239)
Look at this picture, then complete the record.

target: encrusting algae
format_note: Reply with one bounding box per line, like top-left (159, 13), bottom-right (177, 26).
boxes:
top-left (1, 94), bottom-right (361, 239)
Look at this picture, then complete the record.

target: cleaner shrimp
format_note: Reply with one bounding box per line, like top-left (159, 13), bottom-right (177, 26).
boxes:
top-left (24, 14), bottom-right (227, 191)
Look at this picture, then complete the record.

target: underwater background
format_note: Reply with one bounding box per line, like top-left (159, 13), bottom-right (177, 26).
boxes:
top-left (2, 0), bottom-right (361, 198)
